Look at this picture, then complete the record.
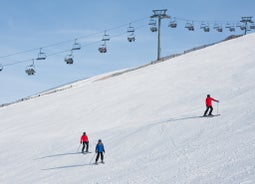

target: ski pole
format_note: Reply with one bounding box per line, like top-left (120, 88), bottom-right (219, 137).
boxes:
top-left (89, 153), bottom-right (96, 164)
top-left (217, 102), bottom-right (219, 115)
top-left (76, 143), bottom-right (81, 152)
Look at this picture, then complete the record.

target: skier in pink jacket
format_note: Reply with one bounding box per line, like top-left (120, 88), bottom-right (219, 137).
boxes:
top-left (203, 94), bottom-right (219, 116)
top-left (80, 132), bottom-right (89, 153)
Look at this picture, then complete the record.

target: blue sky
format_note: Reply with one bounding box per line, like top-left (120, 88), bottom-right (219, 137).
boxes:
top-left (0, 0), bottom-right (254, 104)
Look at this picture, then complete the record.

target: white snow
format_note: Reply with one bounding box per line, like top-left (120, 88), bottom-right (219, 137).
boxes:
top-left (1, 33), bottom-right (255, 184)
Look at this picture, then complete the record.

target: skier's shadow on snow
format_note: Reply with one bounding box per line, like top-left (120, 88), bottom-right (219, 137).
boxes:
top-left (158, 115), bottom-right (203, 124)
top-left (42, 163), bottom-right (93, 171)
top-left (37, 152), bottom-right (81, 159)
top-left (39, 152), bottom-right (95, 170)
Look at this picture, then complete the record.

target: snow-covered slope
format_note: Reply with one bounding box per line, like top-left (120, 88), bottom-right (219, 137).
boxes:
top-left (1, 34), bottom-right (255, 184)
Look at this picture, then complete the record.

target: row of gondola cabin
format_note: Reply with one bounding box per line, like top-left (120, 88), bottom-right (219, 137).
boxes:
top-left (168, 20), bottom-right (255, 32)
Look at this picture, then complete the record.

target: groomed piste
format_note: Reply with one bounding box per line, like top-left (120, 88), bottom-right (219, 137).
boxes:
top-left (0, 33), bottom-right (255, 184)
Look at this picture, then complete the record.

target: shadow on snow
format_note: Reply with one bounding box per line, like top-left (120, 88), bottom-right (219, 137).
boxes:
top-left (156, 115), bottom-right (203, 124)
top-left (42, 163), bottom-right (94, 170)
top-left (37, 152), bottom-right (82, 160)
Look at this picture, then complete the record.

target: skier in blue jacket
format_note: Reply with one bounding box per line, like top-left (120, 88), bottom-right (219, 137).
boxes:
top-left (95, 139), bottom-right (105, 164)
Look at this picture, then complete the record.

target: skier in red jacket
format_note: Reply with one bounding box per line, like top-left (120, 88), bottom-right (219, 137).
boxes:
top-left (80, 132), bottom-right (89, 153)
top-left (203, 94), bottom-right (219, 116)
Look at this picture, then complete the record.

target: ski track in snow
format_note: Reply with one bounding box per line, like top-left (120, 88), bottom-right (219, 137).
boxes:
top-left (1, 34), bottom-right (255, 183)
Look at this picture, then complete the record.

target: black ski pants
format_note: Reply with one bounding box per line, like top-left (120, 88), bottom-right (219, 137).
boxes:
top-left (82, 142), bottom-right (89, 152)
top-left (204, 105), bottom-right (213, 116)
top-left (96, 152), bottom-right (104, 162)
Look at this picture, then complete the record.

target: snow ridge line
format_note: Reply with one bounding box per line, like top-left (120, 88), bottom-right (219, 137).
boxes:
top-left (0, 85), bottom-right (73, 108)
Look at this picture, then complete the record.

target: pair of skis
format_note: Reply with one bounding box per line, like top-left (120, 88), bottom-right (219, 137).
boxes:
top-left (95, 161), bottom-right (105, 165)
top-left (201, 114), bottom-right (221, 118)
top-left (82, 151), bottom-right (92, 154)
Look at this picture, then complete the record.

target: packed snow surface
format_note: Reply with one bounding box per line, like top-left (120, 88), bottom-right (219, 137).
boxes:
top-left (1, 34), bottom-right (255, 184)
